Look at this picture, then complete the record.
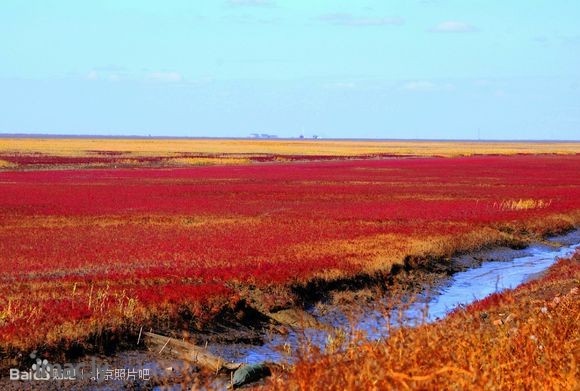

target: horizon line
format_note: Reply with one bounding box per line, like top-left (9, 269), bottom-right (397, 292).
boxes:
top-left (1, 132), bottom-right (579, 143)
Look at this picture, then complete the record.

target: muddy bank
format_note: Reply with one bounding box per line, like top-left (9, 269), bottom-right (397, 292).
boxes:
top-left (203, 229), bottom-right (580, 366)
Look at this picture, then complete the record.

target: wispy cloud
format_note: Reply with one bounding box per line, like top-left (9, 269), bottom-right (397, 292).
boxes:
top-left (402, 80), bottom-right (454, 92)
top-left (86, 70), bottom-right (99, 81)
top-left (403, 81), bottom-right (437, 91)
top-left (223, 14), bottom-right (281, 24)
top-left (562, 35), bottom-right (580, 46)
top-left (147, 71), bottom-right (183, 83)
top-left (429, 21), bottom-right (477, 33)
top-left (324, 81), bottom-right (357, 90)
top-left (532, 36), bottom-right (551, 47)
top-left (318, 13), bottom-right (403, 27)
top-left (226, 0), bottom-right (275, 7)
top-left (85, 70), bottom-right (126, 82)
top-left (85, 69), bottom-right (185, 83)
top-left (532, 35), bottom-right (580, 47)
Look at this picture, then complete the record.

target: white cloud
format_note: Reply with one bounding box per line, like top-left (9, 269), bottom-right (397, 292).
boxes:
top-left (474, 79), bottom-right (492, 87)
top-left (318, 13), bottom-right (403, 26)
top-left (85, 69), bottom-right (185, 83)
top-left (84, 65), bottom-right (131, 81)
top-left (223, 14), bottom-right (281, 24)
top-left (325, 82), bottom-right (357, 90)
top-left (189, 75), bottom-right (214, 85)
top-left (403, 81), bottom-right (454, 92)
top-left (85, 70), bottom-right (124, 81)
top-left (562, 35), bottom-right (580, 45)
top-left (403, 81), bottom-right (437, 91)
top-left (226, 0), bottom-right (275, 7)
top-left (430, 21), bottom-right (477, 33)
top-left (86, 70), bottom-right (99, 80)
top-left (146, 72), bottom-right (183, 83)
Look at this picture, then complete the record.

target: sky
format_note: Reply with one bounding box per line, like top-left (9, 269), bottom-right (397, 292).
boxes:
top-left (0, 0), bottom-right (579, 140)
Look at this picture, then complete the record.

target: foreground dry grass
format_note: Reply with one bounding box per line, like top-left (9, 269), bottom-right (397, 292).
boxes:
top-left (1, 137), bottom-right (580, 159)
top-left (268, 252), bottom-right (580, 390)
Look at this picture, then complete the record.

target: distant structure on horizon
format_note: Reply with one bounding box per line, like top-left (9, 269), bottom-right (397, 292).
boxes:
top-left (250, 133), bottom-right (278, 139)
top-left (249, 133), bottom-right (320, 139)
top-left (298, 134), bottom-right (319, 140)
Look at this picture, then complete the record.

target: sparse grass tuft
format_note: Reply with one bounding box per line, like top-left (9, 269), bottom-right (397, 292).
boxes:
top-left (496, 198), bottom-right (552, 211)
top-left (0, 159), bottom-right (17, 168)
top-left (170, 157), bottom-right (251, 166)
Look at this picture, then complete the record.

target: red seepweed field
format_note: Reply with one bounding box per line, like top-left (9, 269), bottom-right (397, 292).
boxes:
top-left (0, 154), bottom-right (579, 360)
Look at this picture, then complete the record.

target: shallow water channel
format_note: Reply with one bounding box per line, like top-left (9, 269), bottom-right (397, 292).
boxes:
top-left (206, 230), bottom-right (580, 366)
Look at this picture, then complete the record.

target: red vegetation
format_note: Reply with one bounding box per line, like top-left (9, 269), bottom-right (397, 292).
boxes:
top-left (0, 151), bottom-right (409, 168)
top-left (0, 155), bottom-right (579, 355)
top-left (0, 153), bottom-right (166, 166)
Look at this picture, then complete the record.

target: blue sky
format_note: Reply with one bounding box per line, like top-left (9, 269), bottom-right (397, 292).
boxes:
top-left (1, 1), bottom-right (579, 139)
